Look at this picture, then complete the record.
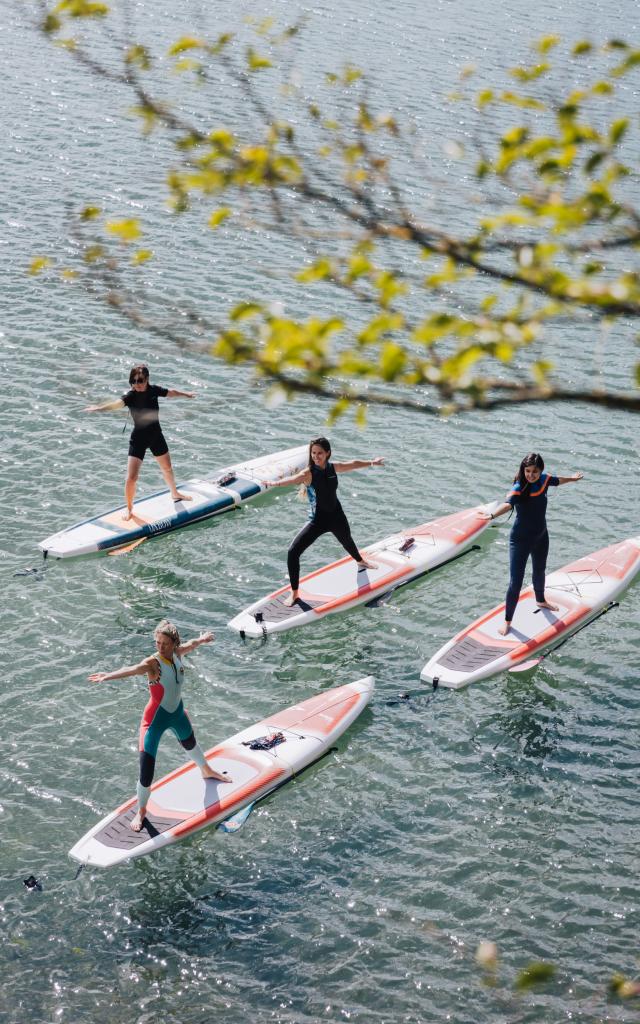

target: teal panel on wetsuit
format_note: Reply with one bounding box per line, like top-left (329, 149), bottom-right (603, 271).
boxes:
top-left (143, 702), bottom-right (193, 758)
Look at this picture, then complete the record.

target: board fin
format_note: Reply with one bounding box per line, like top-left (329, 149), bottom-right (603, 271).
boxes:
top-left (107, 537), bottom-right (147, 557)
top-left (508, 658), bottom-right (541, 674)
top-left (217, 802), bottom-right (254, 834)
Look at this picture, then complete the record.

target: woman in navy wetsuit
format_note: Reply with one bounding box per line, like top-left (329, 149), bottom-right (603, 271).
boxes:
top-left (85, 363), bottom-right (194, 520)
top-left (480, 453), bottom-right (583, 635)
top-left (266, 437), bottom-right (384, 607)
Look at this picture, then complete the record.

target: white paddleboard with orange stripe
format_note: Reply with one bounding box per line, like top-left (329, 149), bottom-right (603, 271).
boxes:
top-left (69, 676), bottom-right (374, 868)
top-left (228, 503), bottom-right (499, 638)
top-left (421, 536), bottom-right (640, 689)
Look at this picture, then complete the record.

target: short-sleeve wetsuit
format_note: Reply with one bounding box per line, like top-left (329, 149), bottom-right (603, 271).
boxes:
top-left (122, 384), bottom-right (169, 461)
top-left (504, 472), bottom-right (560, 621)
top-left (136, 652), bottom-right (209, 809)
top-left (286, 461), bottom-right (363, 592)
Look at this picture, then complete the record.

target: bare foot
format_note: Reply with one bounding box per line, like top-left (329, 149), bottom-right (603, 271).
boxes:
top-left (498, 622), bottom-right (511, 636)
top-left (201, 764), bottom-right (232, 783)
top-left (358, 558), bottom-right (378, 571)
top-left (536, 600), bottom-right (559, 611)
top-left (131, 809), bottom-right (146, 832)
top-left (284, 592), bottom-right (299, 608)
top-left (172, 491), bottom-right (193, 503)
top-left (122, 508), bottom-right (134, 522)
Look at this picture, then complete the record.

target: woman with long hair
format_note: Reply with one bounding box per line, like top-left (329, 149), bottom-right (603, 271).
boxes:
top-left (480, 453), bottom-right (583, 635)
top-left (85, 363), bottom-right (194, 520)
top-left (266, 436), bottom-right (384, 607)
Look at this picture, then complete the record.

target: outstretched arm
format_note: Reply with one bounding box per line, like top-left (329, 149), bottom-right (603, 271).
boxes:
top-left (178, 630), bottom-right (214, 657)
top-left (88, 654), bottom-right (158, 684)
top-left (84, 398), bottom-right (126, 413)
top-left (166, 389), bottom-right (196, 399)
top-left (557, 472), bottom-right (584, 484)
top-left (265, 469), bottom-right (312, 489)
top-left (333, 457), bottom-right (385, 473)
top-left (478, 502), bottom-right (511, 521)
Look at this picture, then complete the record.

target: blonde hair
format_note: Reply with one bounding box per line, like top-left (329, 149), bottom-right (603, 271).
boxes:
top-left (154, 619), bottom-right (180, 646)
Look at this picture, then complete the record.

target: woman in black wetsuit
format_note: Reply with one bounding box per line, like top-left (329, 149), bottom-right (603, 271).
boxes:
top-left (85, 364), bottom-right (195, 520)
top-left (266, 436), bottom-right (384, 607)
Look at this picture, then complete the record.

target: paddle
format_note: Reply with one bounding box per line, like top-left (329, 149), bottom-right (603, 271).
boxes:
top-left (508, 601), bottom-right (619, 674)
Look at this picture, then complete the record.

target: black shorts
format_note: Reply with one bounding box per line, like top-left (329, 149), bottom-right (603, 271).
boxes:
top-left (128, 427), bottom-right (169, 461)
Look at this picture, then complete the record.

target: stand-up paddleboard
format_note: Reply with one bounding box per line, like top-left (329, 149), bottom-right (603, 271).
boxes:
top-left (39, 445), bottom-right (308, 559)
top-left (228, 504), bottom-right (499, 638)
top-left (421, 536), bottom-right (640, 689)
top-left (69, 676), bottom-right (374, 868)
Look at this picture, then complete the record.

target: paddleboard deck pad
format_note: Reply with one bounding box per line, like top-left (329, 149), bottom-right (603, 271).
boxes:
top-left (39, 444), bottom-right (308, 558)
top-left (69, 676), bottom-right (374, 868)
top-left (421, 535), bottom-right (640, 689)
top-left (228, 503), bottom-right (499, 637)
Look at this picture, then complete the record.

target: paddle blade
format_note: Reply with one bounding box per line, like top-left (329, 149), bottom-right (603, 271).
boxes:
top-left (107, 537), bottom-right (147, 557)
top-left (218, 802), bottom-right (254, 834)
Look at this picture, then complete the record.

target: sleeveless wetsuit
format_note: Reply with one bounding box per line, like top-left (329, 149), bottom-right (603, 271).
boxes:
top-left (136, 652), bottom-right (208, 809)
top-left (504, 472), bottom-right (560, 622)
top-left (122, 384), bottom-right (170, 461)
top-left (286, 462), bottom-right (362, 592)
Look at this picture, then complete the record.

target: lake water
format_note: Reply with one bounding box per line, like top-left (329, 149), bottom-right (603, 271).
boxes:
top-left (2, 1), bottom-right (639, 1022)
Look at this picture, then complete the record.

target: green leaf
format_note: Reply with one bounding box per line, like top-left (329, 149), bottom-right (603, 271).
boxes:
top-left (296, 259), bottom-right (333, 283)
top-left (358, 313), bottom-right (404, 345)
top-left (379, 342), bottom-right (406, 380)
top-left (572, 41), bottom-right (592, 55)
top-left (532, 359), bottom-right (554, 384)
top-left (247, 48), bottom-right (272, 71)
top-left (105, 218), bottom-right (142, 242)
top-left (29, 256), bottom-right (53, 275)
top-left (168, 36), bottom-right (205, 55)
top-left (43, 13), bottom-right (62, 32)
top-left (354, 404), bottom-right (367, 428)
top-left (55, 0), bottom-right (109, 17)
top-left (132, 249), bottom-right (153, 264)
top-left (208, 207), bottom-right (231, 228)
top-left (535, 35), bottom-right (560, 54)
top-left (584, 151), bottom-right (605, 173)
top-left (80, 205), bottom-right (101, 220)
top-left (476, 89), bottom-right (494, 107)
top-left (125, 44), bottom-right (151, 69)
top-left (230, 302), bottom-right (263, 321)
top-left (609, 118), bottom-right (629, 144)
top-left (515, 963), bottom-right (556, 991)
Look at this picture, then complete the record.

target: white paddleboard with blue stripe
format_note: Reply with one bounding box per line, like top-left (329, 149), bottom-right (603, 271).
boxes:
top-left (39, 444), bottom-right (308, 559)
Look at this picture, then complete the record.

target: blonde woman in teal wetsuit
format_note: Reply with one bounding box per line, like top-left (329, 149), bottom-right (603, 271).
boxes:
top-left (89, 621), bottom-right (231, 832)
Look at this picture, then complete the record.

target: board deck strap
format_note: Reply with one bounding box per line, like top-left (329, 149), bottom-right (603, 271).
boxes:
top-left (421, 535), bottom-right (640, 689)
top-left (228, 502), bottom-right (500, 637)
top-left (39, 444), bottom-right (308, 559)
top-left (69, 676), bottom-right (374, 868)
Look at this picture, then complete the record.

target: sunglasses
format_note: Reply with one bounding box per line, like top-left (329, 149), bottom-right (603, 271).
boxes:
top-left (132, 376), bottom-right (147, 384)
